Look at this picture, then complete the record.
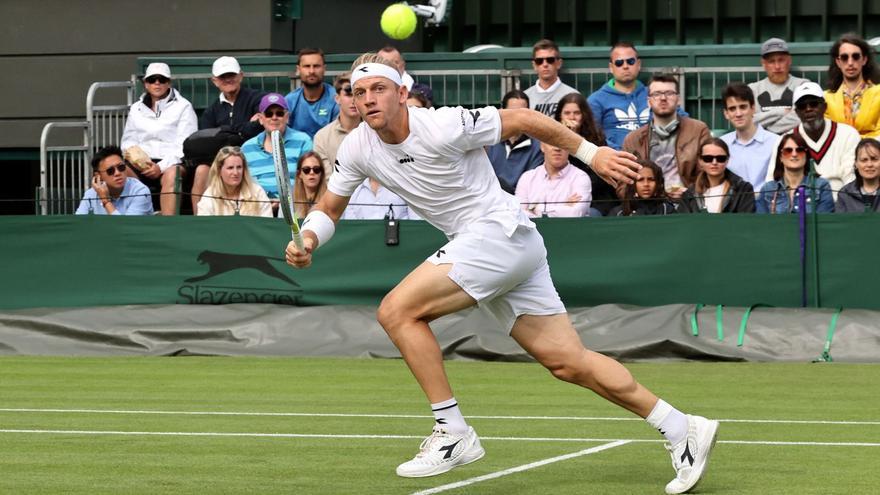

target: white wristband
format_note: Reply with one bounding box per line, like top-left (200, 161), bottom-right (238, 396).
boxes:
top-left (574, 139), bottom-right (599, 165)
top-left (301, 210), bottom-right (335, 250)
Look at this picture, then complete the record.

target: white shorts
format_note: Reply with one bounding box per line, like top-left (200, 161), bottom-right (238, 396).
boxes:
top-left (426, 218), bottom-right (566, 332)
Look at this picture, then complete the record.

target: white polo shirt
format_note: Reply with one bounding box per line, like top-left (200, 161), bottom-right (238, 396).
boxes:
top-left (329, 105), bottom-right (534, 238)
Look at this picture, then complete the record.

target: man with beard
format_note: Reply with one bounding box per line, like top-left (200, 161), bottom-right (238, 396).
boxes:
top-left (622, 74), bottom-right (710, 199)
top-left (823, 34), bottom-right (880, 138)
top-left (285, 48), bottom-right (339, 139)
top-left (748, 38), bottom-right (808, 134)
top-left (764, 82), bottom-right (858, 197)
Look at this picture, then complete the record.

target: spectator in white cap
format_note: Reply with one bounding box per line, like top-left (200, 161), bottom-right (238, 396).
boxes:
top-left (764, 81), bottom-right (858, 197)
top-left (748, 38), bottom-right (809, 134)
top-left (188, 56), bottom-right (266, 214)
top-left (121, 62), bottom-right (198, 215)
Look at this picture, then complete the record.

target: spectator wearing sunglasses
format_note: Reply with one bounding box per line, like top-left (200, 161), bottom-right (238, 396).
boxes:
top-left (588, 42), bottom-right (687, 151)
top-left (293, 152), bottom-right (327, 219)
top-left (241, 93), bottom-right (313, 199)
top-left (823, 34), bottom-right (880, 139)
top-left (622, 74), bottom-right (711, 200)
top-left (763, 82), bottom-right (858, 198)
top-left (314, 72), bottom-right (360, 178)
top-left (679, 138), bottom-right (755, 213)
top-left (120, 62), bottom-right (197, 215)
top-left (76, 146), bottom-right (154, 215)
top-left (835, 138), bottom-right (880, 212)
top-left (284, 48), bottom-right (339, 139)
top-left (524, 39), bottom-right (578, 117)
top-left (757, 133), bottom-right (834, 213)
top-left (748, 38), bottom-right (809, 135)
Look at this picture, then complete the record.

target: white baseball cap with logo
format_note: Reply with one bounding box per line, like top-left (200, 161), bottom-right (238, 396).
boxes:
top-left (212, 56), bottom-right (242, 77)
top-left (793, 81), bottom-right (825, 104)
top-left (144, 62), bottom-right (171, 79)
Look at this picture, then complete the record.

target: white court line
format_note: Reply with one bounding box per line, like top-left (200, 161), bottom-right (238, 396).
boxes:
top-left (1, 429), bottom-right (879, 447)
top-left (410, 440), bottom-right (631, 495)
top-left (0, 408), bottom-right (877, 426)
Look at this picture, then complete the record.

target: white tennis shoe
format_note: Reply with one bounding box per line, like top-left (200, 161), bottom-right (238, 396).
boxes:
top-left (664, 415), bottom-right (720, 494)
top-left (396, 426), bottom-right (485, 477)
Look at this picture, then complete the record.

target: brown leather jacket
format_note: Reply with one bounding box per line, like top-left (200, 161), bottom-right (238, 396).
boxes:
top-left (621, 116), bottom-right (711, 189)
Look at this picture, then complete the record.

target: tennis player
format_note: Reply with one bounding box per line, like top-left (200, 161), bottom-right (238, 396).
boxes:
top-left (285, 53), bottom-right (718, 494)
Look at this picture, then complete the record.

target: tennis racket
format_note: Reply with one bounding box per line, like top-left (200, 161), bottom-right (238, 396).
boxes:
top-left (271, 129), bottom-right (304, 250)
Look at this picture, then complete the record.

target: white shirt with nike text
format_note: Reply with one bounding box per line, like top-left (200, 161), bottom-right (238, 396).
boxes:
top-left (329, 106), bottom-right (534, 238)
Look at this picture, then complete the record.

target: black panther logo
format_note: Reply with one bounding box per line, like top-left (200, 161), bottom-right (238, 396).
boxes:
top-left (757, 88), bottom-right (794, 109)
top-left (185, 251), bottom-right (299, 286)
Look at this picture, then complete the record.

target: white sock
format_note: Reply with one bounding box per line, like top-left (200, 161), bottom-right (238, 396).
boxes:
top-left (645, 399), bottom-right (688, 446)
top-left (431, 397), bottom-right (468, 434)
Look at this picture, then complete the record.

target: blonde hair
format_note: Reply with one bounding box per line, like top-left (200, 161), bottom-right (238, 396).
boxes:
top-left (350, 52), bottom-right (399, 74)
top-left (205, 146), bottom-right (265, 216)
top-left (293, 151), bottom-right (327, 219)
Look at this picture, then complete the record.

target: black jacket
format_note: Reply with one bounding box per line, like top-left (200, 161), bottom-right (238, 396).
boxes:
top-left (835, 181), bottom-right (880, 212)
top-left (679, 170), bottom-right (755, 213)
top-left (608, 199), bottom-right (678, 216)
top-left (199, 86), bottom-right (265, 140)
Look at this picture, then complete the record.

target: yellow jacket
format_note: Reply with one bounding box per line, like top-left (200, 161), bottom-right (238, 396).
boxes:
top-left (824, 83), bottom-right (880, 138)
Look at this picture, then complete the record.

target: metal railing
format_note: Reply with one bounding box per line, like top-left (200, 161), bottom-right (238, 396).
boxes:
top-left (38, 121), bottom-right (90, 215)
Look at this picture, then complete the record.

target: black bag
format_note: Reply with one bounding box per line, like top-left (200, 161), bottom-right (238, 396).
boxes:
top-left (183, 126), bottom-right (245, 167)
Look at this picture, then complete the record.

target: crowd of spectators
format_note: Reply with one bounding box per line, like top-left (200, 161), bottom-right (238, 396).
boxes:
top-left (78, 34), bottom-right (880, 218)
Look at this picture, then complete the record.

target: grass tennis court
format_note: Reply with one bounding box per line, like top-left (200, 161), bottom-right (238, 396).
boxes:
top-left (1, 357), bottom-right (878, 494)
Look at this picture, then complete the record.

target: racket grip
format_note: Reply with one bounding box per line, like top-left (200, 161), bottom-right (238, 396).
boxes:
top-left (291, 230), bottom-right (305, 250)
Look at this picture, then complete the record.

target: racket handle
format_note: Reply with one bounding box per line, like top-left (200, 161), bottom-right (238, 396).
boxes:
top-left (291, 229), bottom-right (305, 251)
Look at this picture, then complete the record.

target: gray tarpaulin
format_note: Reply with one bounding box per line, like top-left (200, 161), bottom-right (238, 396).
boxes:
top-left (1, 304), bottom-right (877, 362)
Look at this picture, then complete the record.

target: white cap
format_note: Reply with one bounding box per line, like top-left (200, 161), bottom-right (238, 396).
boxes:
top-left (212, 56), bottom-right (241, 77)
top-left (792, 81), bottom-right (825, 103)
top-left (144, 62), bottom-right (171, 79)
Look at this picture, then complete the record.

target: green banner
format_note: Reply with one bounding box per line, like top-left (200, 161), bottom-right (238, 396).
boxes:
top-left (0, 214), bottom-right (875, 311)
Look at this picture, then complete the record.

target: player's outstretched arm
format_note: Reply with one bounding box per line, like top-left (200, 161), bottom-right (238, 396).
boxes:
top-left (285, 191), bottom-right (350, 268)
top-left (499, 108), bottom-right (641, 185)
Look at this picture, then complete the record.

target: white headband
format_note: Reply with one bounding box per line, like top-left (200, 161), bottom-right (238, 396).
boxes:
top-left (350, 63), bottom-right (403, 87)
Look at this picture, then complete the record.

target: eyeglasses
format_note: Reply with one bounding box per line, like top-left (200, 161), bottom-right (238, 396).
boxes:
top-left (299, 166), bottom-right (323, 175)
top-left (339, 86), bottom-right (353, 96)
top-left (612, 57), bottom-right (638, 67)
top-left (101, 163), bottom-right (128, 175)
top-left (700, 155), bottom-right (728, 163)
top-left (533, 57), bottom-right (558, 65)
top-left (263, 109), bottom-right (286, 118)
top-left (837, 52), bottom-right (863, 63)
top-left (781, 146), bottom-right (807, 157)
top-left (144, 76), bottom-right (170, 84)
top-left (795, 99), bottom-right (823, 111)
top-left (649, 91), bottom-right (678, 99)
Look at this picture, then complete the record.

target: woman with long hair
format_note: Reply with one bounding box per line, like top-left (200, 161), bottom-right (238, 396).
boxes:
top-left (293, 151), bottom-right (327, 219)
top-left (553, 92), bottom-right (619, 215)
top-left (835, 138), bottom-right (880, 212)
top-left (608, 159), bottom-right (677, 216)
top-left (197, 146), bottom-right (272, 217)
top-left (680, 138), bottom-right (755, 213)
top-left (756, 133), bottom-right (834, 213)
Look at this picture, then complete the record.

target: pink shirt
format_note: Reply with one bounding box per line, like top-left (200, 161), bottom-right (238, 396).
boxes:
top-left (514, 163), bottom-right (592, 217)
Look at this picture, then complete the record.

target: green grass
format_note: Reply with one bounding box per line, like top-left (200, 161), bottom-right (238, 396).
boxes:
top-left (1, 357), bottom-right (878, 494)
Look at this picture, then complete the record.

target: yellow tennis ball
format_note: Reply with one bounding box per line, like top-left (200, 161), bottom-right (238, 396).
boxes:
top-left (381, 3), bottom-right (417, 40)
